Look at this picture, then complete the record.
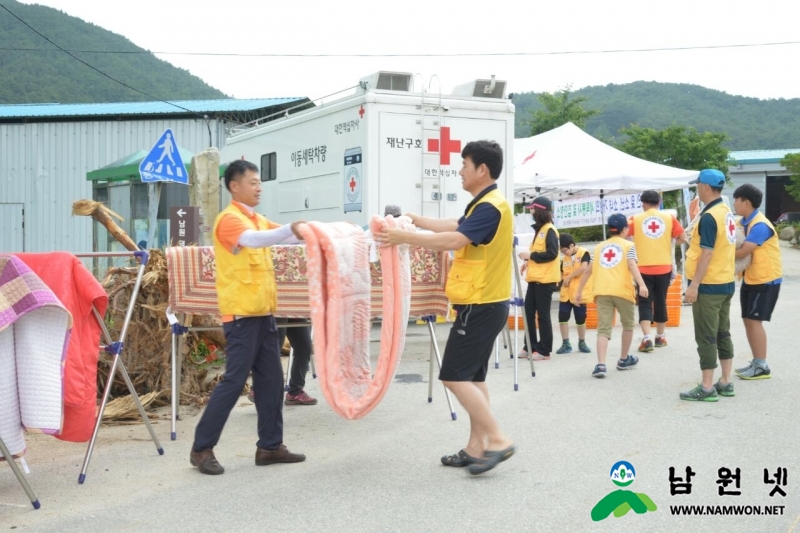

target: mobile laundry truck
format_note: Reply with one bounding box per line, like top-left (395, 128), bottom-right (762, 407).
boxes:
top-left (221, 71), bottom-right (516, 225)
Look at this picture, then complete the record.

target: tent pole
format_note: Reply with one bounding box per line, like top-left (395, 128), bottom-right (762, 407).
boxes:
top-left (600, 190), bottom-right (606, 240)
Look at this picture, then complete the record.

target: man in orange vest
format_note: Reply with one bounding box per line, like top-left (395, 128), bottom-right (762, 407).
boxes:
top-left (190, 159), bottom-right (307, 475)
top-left (732, 184), bottom-right (782, 380)
top-left (376, 140), bottom-right (515, 476)
top-left (575, 214), bottom-right (649, 378)
top-left (628, 190), bottom-right (688, 351)
top-left (682, 169), bottom-right (736, 402)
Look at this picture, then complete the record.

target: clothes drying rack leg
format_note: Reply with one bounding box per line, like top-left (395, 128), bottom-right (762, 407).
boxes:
top-left (76, 251), bottom-right (163, 484)
top-left (0, 437), bottom-right (40, 509)
top-left (422, 316), bottom-right (457, 421)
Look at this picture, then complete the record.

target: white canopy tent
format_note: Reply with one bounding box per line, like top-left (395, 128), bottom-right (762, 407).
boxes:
top-left (513, 122), bottom-right (700, 201)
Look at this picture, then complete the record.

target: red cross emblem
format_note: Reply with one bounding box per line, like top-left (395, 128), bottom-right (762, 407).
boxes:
top-left (647, 220), bottom-right (661, 233)
top-left (358, 106), bottom-right (365, 118)
top-left (600, 243), bottom-right (623, 268)
top-left (728, 219), bottom-right (736, 236)
top-left (349, 176), bottom-right (357, 192)
top-left (427, 126), bottom-right (462, 165)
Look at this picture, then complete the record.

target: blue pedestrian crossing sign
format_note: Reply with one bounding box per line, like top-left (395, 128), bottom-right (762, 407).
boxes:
top-left (139, 128), bottom-right (188, 184)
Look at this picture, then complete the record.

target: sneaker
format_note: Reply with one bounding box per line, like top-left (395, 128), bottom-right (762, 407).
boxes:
top-left (517, 349), bottom-right (529, 359)
top-left (592, 364), bottom-right (607, 378)
top-left (735, 361), bottom-right (771, 380)
top-left (556, 341), bottom-right (573, 354)
top-left (638, 338), bottom-right (654, 353)
top-left (578, 340), bottom-right (592, 353)
top-left (616, 354), bottom-right (639, 370)
top-left (714, 380), bottom-right (735, 397)
top-left (284, 390), bottom-right (318, 405)
top-left (654, 336), bottom-right (668, 348)
top-left (679, 384), bottom-right (719, 402)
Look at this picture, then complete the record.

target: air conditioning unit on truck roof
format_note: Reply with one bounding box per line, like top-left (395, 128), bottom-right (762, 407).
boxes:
top-left (220, 72), bottom-right (516, 226)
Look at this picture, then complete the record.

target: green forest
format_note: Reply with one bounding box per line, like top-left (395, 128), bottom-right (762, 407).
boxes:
top-left (0, 0), bottom-right (226, 104)
top-left (512, 82), bottom-right (800, 150)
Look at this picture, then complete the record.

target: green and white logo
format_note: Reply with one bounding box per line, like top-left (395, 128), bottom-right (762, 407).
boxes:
top-left (591, 461), bottom-right (657, 522)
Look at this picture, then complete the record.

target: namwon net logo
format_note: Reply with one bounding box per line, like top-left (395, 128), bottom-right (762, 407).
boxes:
top-left (591, 461), bottom-right (657, 522)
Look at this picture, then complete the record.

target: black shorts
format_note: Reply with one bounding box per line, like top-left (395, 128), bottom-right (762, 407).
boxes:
top-left (439, 302), bottom-right (509, 382)
top-left (740, 282), bottom-right (780, 322)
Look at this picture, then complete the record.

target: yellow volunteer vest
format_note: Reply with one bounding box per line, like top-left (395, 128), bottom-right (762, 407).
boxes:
top-left (591, 236), bottom-right (636, 303)
top-left (742, 211), bottom-right (782, 285)
top-left (560, 246), bottom-right (589, 303)
top-left (445, 189), bottom-right (513, 305)
top-left (632, 209), bottom-right (674, 267)
top-left (212, 204), bottom-right (278, 316)
top-left (525, 222), bottom-right (561, 283)
top-left (685, 201), bottom-right (735, 285)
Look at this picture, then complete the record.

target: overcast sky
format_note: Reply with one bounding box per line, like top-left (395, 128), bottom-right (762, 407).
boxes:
top-left (18, 0), bottom-right (800, 102)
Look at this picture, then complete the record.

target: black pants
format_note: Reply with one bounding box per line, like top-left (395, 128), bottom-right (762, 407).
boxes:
top-left (193, 315), bottom-right (284, 452)
top-left (523, 282), bottom-right (558, 355)
top-left (637, 273), bottom-right (672, 324)
top-left (277, 318), bottom-right (313, 395)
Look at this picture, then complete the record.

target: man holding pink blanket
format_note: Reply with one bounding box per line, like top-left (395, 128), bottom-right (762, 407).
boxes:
top-left (376, 140), bottom-right (515, 475)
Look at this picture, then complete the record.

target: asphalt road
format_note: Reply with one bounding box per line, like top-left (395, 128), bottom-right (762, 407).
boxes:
top-left (2, 244), bottom-right (799, 533)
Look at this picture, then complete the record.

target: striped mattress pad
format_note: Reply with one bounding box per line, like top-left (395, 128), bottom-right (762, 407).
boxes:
top-left (166, 244), bottom-right (450, 319)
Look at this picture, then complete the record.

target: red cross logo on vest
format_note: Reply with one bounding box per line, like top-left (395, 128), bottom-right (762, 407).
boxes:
top-left (599, 243), bottom-right (623, 268)
top-left (642, 215), bottom-right (666, 239)
top-left (725, 212), bottom-right (737, 244)
top-left (427, 126), bottom-right (462, 165)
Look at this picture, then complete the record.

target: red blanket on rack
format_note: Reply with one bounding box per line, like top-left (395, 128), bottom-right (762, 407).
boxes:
top-left (17, 253), bottom-right (108, 442)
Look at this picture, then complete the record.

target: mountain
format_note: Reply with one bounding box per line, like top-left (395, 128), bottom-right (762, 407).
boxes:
top-left (512, 82), bottom-right (800, 150)
top-left (0, 0), bottom-right (227, 104)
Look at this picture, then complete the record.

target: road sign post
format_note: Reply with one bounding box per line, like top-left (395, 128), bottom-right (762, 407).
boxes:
top-left (140, 129), bottom-right (189, 248)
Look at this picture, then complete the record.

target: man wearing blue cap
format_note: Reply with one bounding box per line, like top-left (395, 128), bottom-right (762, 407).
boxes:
top-left (682, 169), bottom-right (736, 402)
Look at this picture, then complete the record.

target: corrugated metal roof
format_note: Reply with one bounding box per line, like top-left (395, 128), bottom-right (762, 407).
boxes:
top-left (728, 149), bottom-right (800, 164)
top-left (0, 98), bottom-right (305, 119)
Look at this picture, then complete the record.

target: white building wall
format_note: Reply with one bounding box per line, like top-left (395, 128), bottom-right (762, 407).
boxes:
top-left (0, 118), bottom-right (227, 253)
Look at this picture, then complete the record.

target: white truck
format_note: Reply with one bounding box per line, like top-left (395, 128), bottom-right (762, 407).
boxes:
top-left (221, 71), bottom-right (515, 225)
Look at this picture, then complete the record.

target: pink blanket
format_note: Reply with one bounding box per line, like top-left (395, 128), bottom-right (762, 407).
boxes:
top-left (298, 217), bottom-right (412, 419)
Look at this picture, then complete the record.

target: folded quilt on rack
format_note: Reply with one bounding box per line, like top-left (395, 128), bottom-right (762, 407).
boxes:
top-left (167, 244), bottom-right (449, 318)
top-left (0, 255), bottom-right (72, 456)
top-left (298, 217), bottom-right (413, 420)
top-left (16, 252), bottom-right (108, 443)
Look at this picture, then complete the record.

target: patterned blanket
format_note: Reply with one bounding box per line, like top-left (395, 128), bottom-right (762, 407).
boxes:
top-left (0, 255), bottom-right (72, 456)
top-left (166, 243), bottom-right (450, 319)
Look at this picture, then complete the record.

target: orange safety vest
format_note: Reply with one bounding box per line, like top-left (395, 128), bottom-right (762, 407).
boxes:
top-left (525, 222), bottom-right (560, 283)
top-left (446, 189), bottom-right (513, 305)
top-left (632, 209), bottom-right (674, 267)
top-left (590, 236), bottom-right (636, 303)
top-left (559, 245), bottom-right (590, 303)
top-left (212, 204), bottom-right (277, 316)
top-left (685, 201), bottom-right (735, 285)
top-left (741, 211), bottom-right (782, 285)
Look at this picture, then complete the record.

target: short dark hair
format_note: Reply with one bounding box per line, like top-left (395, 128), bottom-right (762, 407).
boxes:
top-left (461, 140), bottom-right (503, 180)
top-left (640, 190), bottom-right (661, 206)
top-left (224, 159), bottom-right (259, 191)
top-left (559, 233), bottom-right (575, 249)
top-left (733, 183), bottom-right (763, 209)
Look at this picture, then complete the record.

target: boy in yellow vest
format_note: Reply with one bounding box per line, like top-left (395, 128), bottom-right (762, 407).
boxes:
top-left (190, 159), bottom-right (306, 475)
top-left (376, 140), bottom-right (515, 476)
top-left (682, 169), bottom-right (736, 402)
top-left (732, 184), bottom-right (782, 380)
top-left (575, 214), bottom-right (648, 378)
top-left (555, 233), bottom-right (592, 354)
top-left (628, 190), bottom-right (688, 351)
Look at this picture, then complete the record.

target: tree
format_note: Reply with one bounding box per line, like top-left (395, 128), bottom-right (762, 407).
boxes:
top-left (527, 85), bottom-right (599, 136)
top-left (616, 124), bottom-right (729, 175)
top-left (781, 153), bottom-right (800, 203)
